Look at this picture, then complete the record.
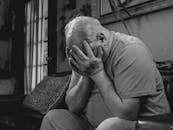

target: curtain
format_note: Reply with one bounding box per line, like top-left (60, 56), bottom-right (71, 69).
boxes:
top-left (24, 0), bottom-right (48, 94)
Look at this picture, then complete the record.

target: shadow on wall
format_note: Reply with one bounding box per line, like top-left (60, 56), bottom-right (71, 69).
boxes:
top-left (105, 8), bottom-right (173, 61)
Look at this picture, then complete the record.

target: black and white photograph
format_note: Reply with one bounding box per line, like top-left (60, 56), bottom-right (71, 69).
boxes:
top-left (0, 0), bottom-right (173, 130)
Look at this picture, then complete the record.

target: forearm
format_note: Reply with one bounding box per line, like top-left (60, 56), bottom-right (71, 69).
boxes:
top-left (67, 40), bottom-right (139, 119)
top-left (65, 76), bottom-right (93, 113)
top-left (91, 70), bottom-right (128, 118)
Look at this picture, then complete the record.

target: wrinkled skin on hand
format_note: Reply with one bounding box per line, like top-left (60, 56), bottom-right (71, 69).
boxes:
top-left (68, 40), bottom-right (104, 77)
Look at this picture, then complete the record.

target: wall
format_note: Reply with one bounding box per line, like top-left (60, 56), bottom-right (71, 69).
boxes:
top-left (0, 40), bottom-right (11, 70)
top-left (55, 1), bottom-right (173, 72)
top-left (104, 8), bottom-right (173, 61)
top-left (0, 0), bottom-right (11, 71)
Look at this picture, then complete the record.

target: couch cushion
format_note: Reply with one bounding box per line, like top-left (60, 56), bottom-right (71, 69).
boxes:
top-left (23, 75), bottom-right (70, 114)
top-left (161, 75), bottom-right (173, 112)
top-left (137, 114), bottom-right (173, 130)
top-left (156, 61), bottom-right (173, 112)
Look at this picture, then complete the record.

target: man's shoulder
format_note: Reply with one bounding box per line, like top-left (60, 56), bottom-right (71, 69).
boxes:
top-left (112, 32), bottom-right (143, 45)
top-left (111, 32), bottom-right (151, 58)
top-left (109, 32), bottom-right (154, 70)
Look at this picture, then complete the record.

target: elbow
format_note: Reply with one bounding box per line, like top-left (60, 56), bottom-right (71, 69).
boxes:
top-left (67, 104), bottom-right (83, 115)
top-left (65, 96), bottom-right (83, 114)
top-left (118, 109), bottom-right (138, 121)
top-left (119, 113), bottom-right (137, 121)
top-left (65, 95), bottom-right (74, 111)
top-left (67, 105), bottom-right (82, 114)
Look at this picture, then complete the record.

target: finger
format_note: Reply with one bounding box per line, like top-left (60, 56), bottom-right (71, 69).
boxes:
top-left (72, 45), bottom-right (88, 60)
top-left (70, 50), bottom-right (84, 65)
top-left (69, 57), bottom-right (80, 70)
top-left (92, 47), bottom-right (98, 56)
top-left (70, 62), bottom-right (80, 73)
top-left (70, 60), bottom-right (83, 75)
top-left (83, 40), bottom-right (94, 58)
top-left (96, 46), bottom-right (103, 58)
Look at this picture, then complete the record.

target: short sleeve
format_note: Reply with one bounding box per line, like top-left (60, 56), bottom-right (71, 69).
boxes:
top-left (113, 44), bottom-right (157, 99)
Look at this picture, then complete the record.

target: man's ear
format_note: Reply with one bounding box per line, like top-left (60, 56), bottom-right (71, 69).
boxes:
top-left (96, 33), bottom-right (106, 42)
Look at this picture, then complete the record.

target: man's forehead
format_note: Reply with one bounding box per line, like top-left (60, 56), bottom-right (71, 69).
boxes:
top-left (67, 36), bottom-right (83, 50)
top-left (67, 30), bottom-right (86, 44)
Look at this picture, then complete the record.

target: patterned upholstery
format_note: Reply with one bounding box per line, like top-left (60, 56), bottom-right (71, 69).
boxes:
top-left (23, 75), bottom-right (70, 114)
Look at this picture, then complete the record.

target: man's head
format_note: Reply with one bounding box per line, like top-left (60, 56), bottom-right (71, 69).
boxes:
top-left (65, 16), bottom-right (113, 61)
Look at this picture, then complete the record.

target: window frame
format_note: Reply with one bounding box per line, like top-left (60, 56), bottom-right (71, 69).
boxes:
top-left (24, 0), bottom-right (50, 93)
top-left (98, 0), bottom-right (173, 25)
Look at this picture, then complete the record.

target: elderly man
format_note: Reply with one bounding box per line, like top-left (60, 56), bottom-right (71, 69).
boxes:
top-left (40, 16), bottom-right (170, 130)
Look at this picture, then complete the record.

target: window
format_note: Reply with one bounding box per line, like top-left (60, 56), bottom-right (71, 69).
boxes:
top-left (24, 0), bottom-right (48, 94)
top-left (100, 0), bottom-right (152, 16)
top-left (100, 0), bottom-right (112, 16)
top-left (99, 0), bottom-right (173, 25)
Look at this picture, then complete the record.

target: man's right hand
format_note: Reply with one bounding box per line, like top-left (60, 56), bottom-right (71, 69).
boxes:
top-left (68, 41), bottom-right (104, 77)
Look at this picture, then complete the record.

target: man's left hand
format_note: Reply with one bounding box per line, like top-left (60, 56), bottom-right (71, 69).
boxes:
top-left (69, 40), bottom-right (104, 77)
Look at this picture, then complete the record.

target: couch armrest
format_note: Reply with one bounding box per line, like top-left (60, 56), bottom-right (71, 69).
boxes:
top-left (136, 113), bottom-right (173, 130)
top-left (22, 105), bottom-right (44, 120)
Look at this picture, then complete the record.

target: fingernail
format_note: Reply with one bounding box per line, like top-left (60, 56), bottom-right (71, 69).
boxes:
top-left (70, 49), bottom-right (72, 53)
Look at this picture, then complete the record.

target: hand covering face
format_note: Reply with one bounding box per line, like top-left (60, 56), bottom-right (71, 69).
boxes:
top-left (69, 40), bottom-right (104, 77)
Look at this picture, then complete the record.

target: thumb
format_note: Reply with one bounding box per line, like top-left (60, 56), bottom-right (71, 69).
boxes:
top-left (96, 46), bottom-right (103, 58)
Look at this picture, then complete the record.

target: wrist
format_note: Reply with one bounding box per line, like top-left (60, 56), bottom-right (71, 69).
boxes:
top-left (90, 69), bottom-right (106, 81)
top-left (81, 75), bottom-right (94, 89)
top-left (81, 75), bottom-right (91, 83)
top-left (81, 75), bottom-right (89, 79)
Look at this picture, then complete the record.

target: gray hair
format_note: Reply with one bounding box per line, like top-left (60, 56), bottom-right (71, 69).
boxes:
top-left (65, 16), bottom-right (101, 48)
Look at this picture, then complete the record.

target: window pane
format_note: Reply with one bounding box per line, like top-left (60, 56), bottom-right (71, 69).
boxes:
top-left (37, 43), bottom-right (41, 65)
top-left (43, 19), bottom-right (48, 41)
top-left (43, 42), bottom-right (48, 65)
top-left (31, 66), bottom-right (36, 91)
top-left (42, 19), bottom-right (45, 42)
top-left (38, 20), bottom-right (42, 42)
top-left (26, 2), bottom-right (31, 23)
top-left (26, 24), bottom-right (31, 46)
top-left (43, 65), bottom-right (47, 77)
top-left (43, 0), bottom-right (48, 18)
top-left (40, 63), bottom-right (44, 80)
top-left (33, 44), bottom-right (36, 66)
top-left (39, 0), bottom-right (43, 18)
top-left (26, 45), bottom-right (30, 67)
top-left (31, 1), bottom-right (35, 22)
top-left (33, 1), bottom-right (37, 22)
top-left (37, 65), bottom-right (41, 83)
top-left (33, 23), bottom-right (37, 44)
top-left (100, 0), bottom-right (112, 15)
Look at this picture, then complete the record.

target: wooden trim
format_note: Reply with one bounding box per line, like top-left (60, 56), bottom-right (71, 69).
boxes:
top-left (49, 71), bottom-right (72, 77)
top-left (99, 0), bottom-right (173, 25)
top-left (48, 0), bottom-right (58, 75)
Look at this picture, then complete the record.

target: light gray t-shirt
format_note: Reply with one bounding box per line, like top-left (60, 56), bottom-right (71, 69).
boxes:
top-left (84, 32), bottom-right (170, 128)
